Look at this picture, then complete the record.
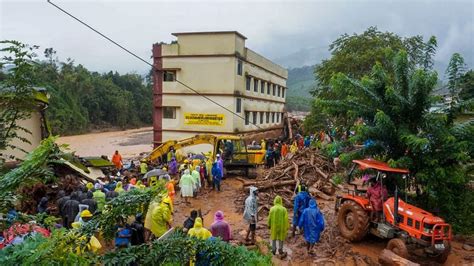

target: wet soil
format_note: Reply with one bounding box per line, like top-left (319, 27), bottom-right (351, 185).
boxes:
top-left (172, 177), bottom-right (471, 266)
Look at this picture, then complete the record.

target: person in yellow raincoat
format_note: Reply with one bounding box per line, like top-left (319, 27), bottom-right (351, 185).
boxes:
top-left (149, 176), bottom-right (158, 187)
top-left (136, 180), bottom-right (146, 189)
top-left (150, 197), bottom-right (173, 238)
top-left (144, 198), bottom-right (159, 241)
top-left (187, 217), bottom-right (211, 240)
top-left (115, 181), bottom-right (124, 193)
top-left (268, 195), bottom-right (289, 256)
top-left (290, 140), bottom-right (298, 154)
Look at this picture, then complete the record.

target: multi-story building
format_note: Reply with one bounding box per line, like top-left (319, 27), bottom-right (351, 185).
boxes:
top-left (152, 31), bottom-right (287, 146)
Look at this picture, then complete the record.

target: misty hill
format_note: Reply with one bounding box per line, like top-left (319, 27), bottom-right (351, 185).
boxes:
top-left (285, 65), bottom-right (317, 111)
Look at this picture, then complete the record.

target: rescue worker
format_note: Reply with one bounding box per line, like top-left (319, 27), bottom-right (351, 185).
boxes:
top-left (304, 136), bottom-right (311, 148)
top-left (188, 217), bottom-right (211, 240)
top-left (111, 150), bottom-right (123, 169)
top-left (292, 185), bottom-right (312, 237)
top-left (191, 166), bottom-right (202, 195)
top-left (93, 184), bottom-right (106, 212)
top-left (168, 157), bottom-right (178, 176)
top-left (115, 181), bottom-right (124, 193)
top-left (265, 147), bottom-right (275, 168)
top-left (150, 197), bottom-right (173, 238)
top-left (210, 210), bottom-right (231, 242)
top-left (216, 154), bottom-right (224, 179)
top-left (115, 220), bottom-right (132, 248)
top-left (71, 209), bottom-right (93, 228)
top-left (281, 142), bottom-right (288, 159)
top-left (81, 191), bottom-right (97, 214)
top-left (62, 192), bottom-right (80, 228)
top-left (86, 182), bottom-right (94, 191)
top-left (290, 140), bottom-right (298, 154)
top-left (261, 139), bottom-right (266, 151)
top-left (206, 158), bottom-right (213, 187)
top-left (268, 195), bottom-right (289, 256)
top-left (144, 197), bottom-right (160, 241)
top-left (211, 162), bottom-right (222, 192)
top-left (140, 160), bottom-right (148, 177)
top-left (179, 169), bottom-right (194, 203)
top-left (166, 180), bottom-right (176, 202)
top-left (298, 199), bottom-right (325, 255)
top-left (243, 186), bottom-right (258, 244)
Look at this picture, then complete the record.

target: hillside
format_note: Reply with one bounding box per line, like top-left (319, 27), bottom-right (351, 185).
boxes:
top-left (286, 65), bottom-right (317, 111)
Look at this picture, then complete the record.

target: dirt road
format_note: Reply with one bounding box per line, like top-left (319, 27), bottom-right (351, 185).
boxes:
top-left (172, 177), bottom-right (470, 266)
top-left (57, 127), bottom-right (153, 159)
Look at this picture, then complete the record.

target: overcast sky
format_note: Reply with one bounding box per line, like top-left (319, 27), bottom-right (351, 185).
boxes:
top-left (1, 0), bottom-right (473, 76)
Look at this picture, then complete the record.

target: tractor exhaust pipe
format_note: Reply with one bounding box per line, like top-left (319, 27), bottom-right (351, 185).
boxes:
top-left (394, 186), bottom-right (399, 225)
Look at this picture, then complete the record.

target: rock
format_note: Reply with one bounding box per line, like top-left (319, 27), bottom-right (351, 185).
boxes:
top-left (463, 244), bottom-right (474, 251)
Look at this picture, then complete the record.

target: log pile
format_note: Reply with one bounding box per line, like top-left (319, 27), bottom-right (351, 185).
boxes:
top-left (237, 148), bottom-right (339, 215)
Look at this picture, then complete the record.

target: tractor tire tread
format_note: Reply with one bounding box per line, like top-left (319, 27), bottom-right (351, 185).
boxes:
top-left (387, 238), bottom-right (409, 259)
top-left (337, 200), bottom-right (369, 242)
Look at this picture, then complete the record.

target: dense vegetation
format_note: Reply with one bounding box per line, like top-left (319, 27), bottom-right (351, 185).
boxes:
top-left (1, 42), bottom-right (152, 136)
top-left (305, 27), bottom-right (474, 234)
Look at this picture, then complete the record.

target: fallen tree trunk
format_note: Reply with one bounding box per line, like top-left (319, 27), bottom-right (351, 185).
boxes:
top-left (309, 187), bottom-right (332, 200)
top-left (378, 249), bottom-right (419, 266)
top-left (244, 180), bottom-right (296, 190)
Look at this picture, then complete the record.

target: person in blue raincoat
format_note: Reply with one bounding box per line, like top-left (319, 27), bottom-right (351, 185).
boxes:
top-left (292, 185), bottom-right (311, 236)
top-left (298, 199), bottom-right (325, 255)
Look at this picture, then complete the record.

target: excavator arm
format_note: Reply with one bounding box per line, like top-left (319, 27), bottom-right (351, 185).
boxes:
top-left (144, 134), bottom-right (219, 162)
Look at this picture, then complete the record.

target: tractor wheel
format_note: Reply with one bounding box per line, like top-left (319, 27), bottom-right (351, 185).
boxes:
top-left (387, 238), bottom-right (408, 258)
top-left (337, 200), bottom-right (369, 241)
top-left (435, 241), bottom-right (451, 263)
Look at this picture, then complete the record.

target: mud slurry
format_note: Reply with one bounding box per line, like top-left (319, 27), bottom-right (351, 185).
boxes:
top-left (172, 177), bottom-right (470, 266)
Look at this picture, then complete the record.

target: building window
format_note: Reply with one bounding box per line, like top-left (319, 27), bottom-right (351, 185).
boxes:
top-left (281, 113), bottom-right (284, 122)
top-left (266, 112), bottom-right (270, 123)
top-left (271, 112), bottom-right (275, 123)
top-left (237, 60), bottom-right (243, 76)
top-left (236, 98), bottom-right (241, 113)
top-left (260, 112), bottom-right (264, 124)
top-left (277, 86), bottom-right (281, 97)
top-left (163, 107), bottom-right (176, 119)
top-left (272, 84), bottom-right (276, 96)
top-left (252, 112), bottom-right (257, 124)
top-left (163, 70), bottom-right (176, 82)
top-left (276, 112), bottom-right (280, 123)
top-left (246, 76), bottom-right (251, 91)
top-left (253, 78), bottom-right (258, 92)
top-left (245, 111), bottom-right (249, 125)
top-left (282, 87), bottom-right (285, 98)
top-left (267, 82), bottom-right (271, 94)
top-left (260, 80), bottom-right (265, 93)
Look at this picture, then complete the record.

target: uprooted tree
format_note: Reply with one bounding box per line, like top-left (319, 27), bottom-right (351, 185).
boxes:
top-left (305, 28), bottom-right (473, 233)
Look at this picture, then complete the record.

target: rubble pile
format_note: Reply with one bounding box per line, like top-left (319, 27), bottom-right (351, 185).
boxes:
top-left (237, 148), bottom-right (339, 215)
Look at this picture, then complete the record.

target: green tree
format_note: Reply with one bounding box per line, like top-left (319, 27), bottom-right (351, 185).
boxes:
top-left (314, 50), bottom-right (473, 233)
top-left (0, 40), bottom-right (39, 160)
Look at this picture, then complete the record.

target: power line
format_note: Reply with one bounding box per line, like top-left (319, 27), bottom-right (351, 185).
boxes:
top-left (46, 0), bottom-right (263, 130)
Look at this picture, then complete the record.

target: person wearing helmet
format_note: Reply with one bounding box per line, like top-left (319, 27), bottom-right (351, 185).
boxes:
top-left (140, 160), bottom-right (148, 177)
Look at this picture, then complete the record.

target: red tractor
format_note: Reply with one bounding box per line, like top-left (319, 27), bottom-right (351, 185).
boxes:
top-left (335, 159), bottom-right (452, 263)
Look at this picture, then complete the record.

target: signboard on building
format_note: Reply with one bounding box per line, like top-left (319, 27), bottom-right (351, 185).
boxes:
top-left (184, 113), bottom-right (225, 126)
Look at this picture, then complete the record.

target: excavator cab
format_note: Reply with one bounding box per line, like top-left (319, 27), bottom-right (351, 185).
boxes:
top-left (335, 159), bottom-right (452, 263)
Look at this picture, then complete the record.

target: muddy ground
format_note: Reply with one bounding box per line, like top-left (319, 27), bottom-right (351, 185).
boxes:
top-left (59, 129), bottom-right (472, 265)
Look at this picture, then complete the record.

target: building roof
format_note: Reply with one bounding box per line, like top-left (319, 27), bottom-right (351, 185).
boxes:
top-left (353, 159), bottom-right (410, 174)
top-left (172, 31), bottom-right (247, 40)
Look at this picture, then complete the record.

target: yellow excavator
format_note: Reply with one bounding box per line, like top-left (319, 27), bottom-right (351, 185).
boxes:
top-left (143, 134), bottom-right (265, 175)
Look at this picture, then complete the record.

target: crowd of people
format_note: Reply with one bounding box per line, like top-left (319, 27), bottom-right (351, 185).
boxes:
top-left (34, 137), bottom-right (329, 255)
top-left (243, 184), bottom-right (325, 256)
